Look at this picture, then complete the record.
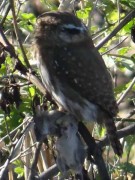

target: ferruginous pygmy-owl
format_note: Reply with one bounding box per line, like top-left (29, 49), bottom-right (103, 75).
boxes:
top-left (34, 11), bottom-right (122, 156)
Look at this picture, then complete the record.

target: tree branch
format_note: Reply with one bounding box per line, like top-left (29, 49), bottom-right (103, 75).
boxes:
top-left (98, 123), bottom-right (135, 148)
top-left (0, 3), bottom-right (10, 25)
top-left (96, 9), bottom-right (135, 49)
top-left (28, 142), bottom-right (43, 180)
top-left (37, 122), bottom-right (135, 180)
top-left (102, 36), bottom-right (128, 55)
top-left (117, 77), bottom-right (135, 105)
top-left (9, 0), bottom-right (31, 68)
top-left (78, 122), bottom-right (110, 180)
top-left (37, 164), bottom-right (59, 180)
top-left (0, 24), bottom-right (46, 95)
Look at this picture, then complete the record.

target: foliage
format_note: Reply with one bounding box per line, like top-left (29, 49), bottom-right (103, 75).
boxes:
top-left (0, 0), bottom-right (135, 179)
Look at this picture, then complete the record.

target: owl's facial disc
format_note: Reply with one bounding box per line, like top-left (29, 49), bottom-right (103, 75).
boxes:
top-left (58, 23), bottom-right (88, 43)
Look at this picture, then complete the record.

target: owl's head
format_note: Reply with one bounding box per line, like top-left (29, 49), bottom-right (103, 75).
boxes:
top-left (34, 11), bottom-right (88, 46)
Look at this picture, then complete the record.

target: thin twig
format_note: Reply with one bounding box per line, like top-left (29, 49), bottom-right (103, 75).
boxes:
top-left (0, 146), bottom-right (15, 179)
top-left (102, 36), bottom-right (128, 55)
top-left (0, 121), bottom-right (35, 178)
top-left (28, 142), bottom-right (43, 180)
top-left (107, 53), bottom-right (134, 60)
top-left (0, 24), bottom-right (46, 95)
top-left (116, 118), bottom-right (135, 122)
top-left (25, 73), bottom-right (46, 95)
top-left (0, 117), bottom-right (32, 142)
top-left (9, 0), bottom-right (31, 68)
top-left (117, 77), bottom-right (135, 105)
top-left (29, 129), bottom-right (45, 172)
top-left (3, 115), bottom-right (12, 143)
top-left (0, 3), bottom-right (11, 25)
top-left (96, 9), bottom-right (135, 49)
top-left (116, 109), bottom-right (135, 128)
top-left (8, 143), bottom-right (36, 165)
top-left (0, 25), bottom-right (11, 47)
top-left (98, 123), bottom-right (135, 148)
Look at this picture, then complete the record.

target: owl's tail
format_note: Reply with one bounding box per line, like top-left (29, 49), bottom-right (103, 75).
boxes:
top-left (104, 118), bottom-right (123, 157)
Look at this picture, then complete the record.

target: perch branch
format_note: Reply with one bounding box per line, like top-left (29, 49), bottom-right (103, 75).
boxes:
top-left (37, 164), bottom-right (59, 180)
top-left (96, 9), bottom-right (135, 49)
top-left (28, 142), bottom-right (43, 180)
top-left (98, 123), bottom-right (135, 148)
top-left (78, 122), bottom-right (110, 180)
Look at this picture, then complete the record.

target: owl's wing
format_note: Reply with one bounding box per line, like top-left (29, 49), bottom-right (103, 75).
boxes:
top-left (52, 42), bottom-right (118, 116)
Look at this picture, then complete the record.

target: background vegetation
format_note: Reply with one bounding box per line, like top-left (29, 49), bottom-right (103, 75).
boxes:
top-left (0, 0), bottom-right (135, 179)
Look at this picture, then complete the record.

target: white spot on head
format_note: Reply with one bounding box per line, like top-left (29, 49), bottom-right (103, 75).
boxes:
top-left (67, 52), bottom-right (72, 56)
top-left (65, 71), bottom-right (69, 74)
top-left (78, 62), bottom-right (82, 67)
top-left (73, 78), bottom-right (78, 84)
top-left (88, 83), bottom-right (91, 87)
top-left (64, 47), bottom-right (67, 51)
top-left (71, 57), bottom-right (76, 61)
top-left (54, 60), bottom-right (59, 67)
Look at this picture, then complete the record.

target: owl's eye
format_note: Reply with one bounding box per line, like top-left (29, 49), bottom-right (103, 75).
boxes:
top-left (60, 24), bottom-right (85, 35)
top-left (61, 27), bottom-right (81, 34)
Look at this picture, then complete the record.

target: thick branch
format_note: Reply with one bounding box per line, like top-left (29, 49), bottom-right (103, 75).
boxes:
top-left (28, 142), bottom-right (43, 180)
top-left (37, 164), bottom-right (59, 180)
top-left (78, 122), bottom-right (110, 180)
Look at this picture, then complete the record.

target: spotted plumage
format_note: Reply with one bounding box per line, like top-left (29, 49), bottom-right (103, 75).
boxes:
top-left (34, 11), bottom-right (122, 156)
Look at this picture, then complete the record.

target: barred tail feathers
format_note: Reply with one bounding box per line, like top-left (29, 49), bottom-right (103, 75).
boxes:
top-left (104, 118), bottom-right (123, 157)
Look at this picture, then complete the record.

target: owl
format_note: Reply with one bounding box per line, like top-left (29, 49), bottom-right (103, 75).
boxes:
top-left (34, 11), bottom-right (122, 156)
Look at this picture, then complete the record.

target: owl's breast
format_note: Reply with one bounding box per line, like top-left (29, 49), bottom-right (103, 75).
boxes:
top-left (36, 50), bottom-right (98, 122)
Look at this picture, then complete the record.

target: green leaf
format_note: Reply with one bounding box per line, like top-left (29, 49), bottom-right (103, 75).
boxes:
top-left (21, 13), bottom-right (35, 20)
top-left (122, 20), bottom-right (134, 34)
top-left (117, 47), bottom-right (130, 55)
top-left (107, 10), bottom-right (118, 23)
top-left (118, 163), bottom-right (135, 173)
top-left (120, 0), bottom-right (135, 8)
top-left (13, 160), bottom-right (24, 178)
top-left (124, 135), bottom-right (135, 152)
top-left (114, 82), bottom-right (130, 96)
top-left (14, 167), bottom-right (24, 178)
top-left (76, 7), bottom-right (92, 20)
top-left (121, 59), bottom-right (135, 71)
top-left (0, 64), bottom-right (6, 77)
top-left (29, 86), bottom-right (36, 97)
